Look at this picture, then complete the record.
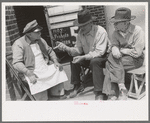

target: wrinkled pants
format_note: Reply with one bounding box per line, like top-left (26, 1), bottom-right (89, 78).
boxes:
top-left (71, 55), bottom-right (107, 92)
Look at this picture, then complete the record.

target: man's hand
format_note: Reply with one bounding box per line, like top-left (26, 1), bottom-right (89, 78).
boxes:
top-left (72, 55), bottom-right (85, 64)
top-left (54, 62), bottom-right (63, 71)
top-left (112, 46), bottom-right (122, 59)
top-left (26, 70), bottom-right (38, 84)
top-left (129, 50), bottom-right (139, 58)
top-left (120, 48), bottom-right (138, 58)
top-left (53, 41), bottom-right (68, 52)
top-left (120, 48), bottom-right (130, 55)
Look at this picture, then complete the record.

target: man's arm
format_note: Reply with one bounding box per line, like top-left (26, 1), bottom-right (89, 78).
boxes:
top-left (12, 41), bottom-right (37, 84)
top-left (120, 27), bottom-right (145, 58)
top-left (65, 45), bottom-right (83, 57)
top-left (12, 41), bottom-right (29, 75)
top-left (110, 32), bottom-right (122, 59)
top-left (54, 42), bottom-right (83, 57)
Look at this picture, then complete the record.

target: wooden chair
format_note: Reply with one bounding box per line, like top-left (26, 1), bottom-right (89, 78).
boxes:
top-left (127, 65), bottom-right (145, 100)
top-left (6, 59), bottom-right (36, 101)
top-left (127, 51), bottom-right (146, 100)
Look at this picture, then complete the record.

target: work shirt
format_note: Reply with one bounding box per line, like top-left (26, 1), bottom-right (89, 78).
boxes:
top-left (102, 24), bottom-right (145, 95)
top-left (12, 35), bottom-right (57, 75)
top-left (69, 25), bottom-right (109, 60)
top-left (111, 23), bottom-right (145, 57)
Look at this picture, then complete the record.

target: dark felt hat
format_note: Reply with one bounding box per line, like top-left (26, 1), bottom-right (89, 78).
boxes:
top-left (74, 9), bottom-right (97, 27)
top-left (110, 7), bottom-right (136, 23)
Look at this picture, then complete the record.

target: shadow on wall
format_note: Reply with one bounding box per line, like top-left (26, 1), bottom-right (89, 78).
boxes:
top-left (105, 5), bottom-right (145, 41)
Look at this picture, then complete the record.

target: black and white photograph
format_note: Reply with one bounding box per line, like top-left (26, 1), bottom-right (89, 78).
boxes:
top-left (2, 1), bottom-right (148, 121)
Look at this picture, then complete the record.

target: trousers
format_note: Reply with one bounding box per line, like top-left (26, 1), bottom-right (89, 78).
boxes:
top-left (102, 52), bottom-right (144, 95)
top-left (71, 54), bottom-right (107, 92)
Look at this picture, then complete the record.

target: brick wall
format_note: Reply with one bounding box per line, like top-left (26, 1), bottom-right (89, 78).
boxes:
top-left (6, 6), bottom-right (20, 100)
top-left (6, 6), bottom-right (20, 60)
top-left (83, 6), bottom-right (107, 30)
top-left (13, 6), bottom-right (51, 46)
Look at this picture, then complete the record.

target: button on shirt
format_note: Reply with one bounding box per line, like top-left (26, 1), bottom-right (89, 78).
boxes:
top-left (70, 25), bottom-right (108, 60)
top-left (111, 24), bottom-right (145, 57)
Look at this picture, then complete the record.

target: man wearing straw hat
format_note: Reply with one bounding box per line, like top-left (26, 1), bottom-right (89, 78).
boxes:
top-left (102, 7), bottom-right (145, 100)
top-left (12, 20), bottom-right (68, 100)
top-left (55, 9), bottom-right (109, 100)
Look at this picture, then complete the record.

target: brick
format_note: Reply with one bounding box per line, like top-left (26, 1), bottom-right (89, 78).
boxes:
top-left (9, 35), bottom-right (14, 41)
top-left (6, 16), bottom-right (9, 20)
top-left (6, 40), bottom-right (11, 44)
top-left (10, 15), bottom-right (14, 19)
top-left (6, 21), bottom-right (9, 25)
top-left (7, 25), bottom-right (12, 30)
top-left (14, 34), bottom-right (19, 39)
top-left (12, 24), bottom-right (16, 29)
top-left (6, 31), bottom-right (9, 36)
top-left (11, 11), bottom-right (14, 14)
top-left (15, 29), bottom-right (19, 33)
top-left (6, 11), bottom-right (9, 15)
top-left (6, 6), bottom-right (9, 10)
top-left (13, 19), bottom-right (17, 23)
top-left (6, 37), bottom-right (10, 42)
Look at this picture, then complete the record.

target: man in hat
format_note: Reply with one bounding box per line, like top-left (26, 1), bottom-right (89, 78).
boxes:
top-left (54, 9), bottom-right (109, 100)
top-left (102, 7), bottom-right (145, 100)
top-left (12, 20), bottom-right (68, 100)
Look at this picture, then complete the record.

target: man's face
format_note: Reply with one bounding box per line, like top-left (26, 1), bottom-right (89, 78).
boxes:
top-left (29, 31), bottom-right (41, 40)
top-left (113, 21), bottom-right (127, 32)
top-left (80, 21), bottom-right (92, 34)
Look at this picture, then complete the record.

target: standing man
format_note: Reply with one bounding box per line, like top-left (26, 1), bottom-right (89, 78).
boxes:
top-left (55, 9), bottom-right (109, 100)
top-left (102, 7), bottom-right (145, 100)
top-left (12, 20), bottom-right (68, 100)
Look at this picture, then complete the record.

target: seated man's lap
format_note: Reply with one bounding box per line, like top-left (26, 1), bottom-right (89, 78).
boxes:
top-left (121, 55), bottom-right (144, 71)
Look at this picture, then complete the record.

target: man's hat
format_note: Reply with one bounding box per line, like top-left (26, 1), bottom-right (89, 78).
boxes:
top-left (74, 9), bottom-right (97, 27)
top-left (110, 7), bottom-right (136, 23)
top-left (23, 20), bottom-right (43, 34)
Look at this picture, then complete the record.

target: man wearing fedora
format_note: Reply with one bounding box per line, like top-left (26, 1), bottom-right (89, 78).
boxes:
top-left (12, 20), bottom-right (68, 100)
top-left (102, 7), bottom-right (145, 100)
top-left (55, 9), bottom-right (109, 100)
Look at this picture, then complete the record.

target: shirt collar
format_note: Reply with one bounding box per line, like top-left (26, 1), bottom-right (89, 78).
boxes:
top-left (119, 23), bottom-right (135, 35)
top-left (125, 23), bottom-right (135, 34)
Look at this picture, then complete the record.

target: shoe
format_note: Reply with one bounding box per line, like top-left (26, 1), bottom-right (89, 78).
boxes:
top-left (118, 89), bottom-right (128, 100)
top-left (95, 91), bottom-right (107, 100)
top-left (95, 95), bottom-right (104, 100)
top-left (69, 84), bottom-right (84, 98)
top-left (48, 94), bottom-right (67, 101)
top-left (107, 95), bottom-right (117, 101)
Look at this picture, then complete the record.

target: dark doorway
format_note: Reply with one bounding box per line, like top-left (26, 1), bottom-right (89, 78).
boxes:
top-left (13, 6), bottom-right (51, 46)
top-left (13, 6), bottom-right (72, 63)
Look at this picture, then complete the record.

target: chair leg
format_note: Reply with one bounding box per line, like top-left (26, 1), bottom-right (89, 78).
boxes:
top-left (128, 74), bottom-right (134, 95)
top-left (128, 73), bottom-right (145, 100)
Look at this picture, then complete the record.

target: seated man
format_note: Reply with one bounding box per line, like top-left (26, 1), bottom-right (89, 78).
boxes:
top-left (54, 9), bottom-right (109, 100)
top-left (102, 7), bottom-right (145, 100)
top-left (12, 20), bottom-right (68, 101)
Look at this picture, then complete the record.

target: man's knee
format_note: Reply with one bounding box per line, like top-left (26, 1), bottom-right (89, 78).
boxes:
top-left (90, 57), bottom-right (106, 68)
top-left (121, 56), bottom-right (134, 66)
